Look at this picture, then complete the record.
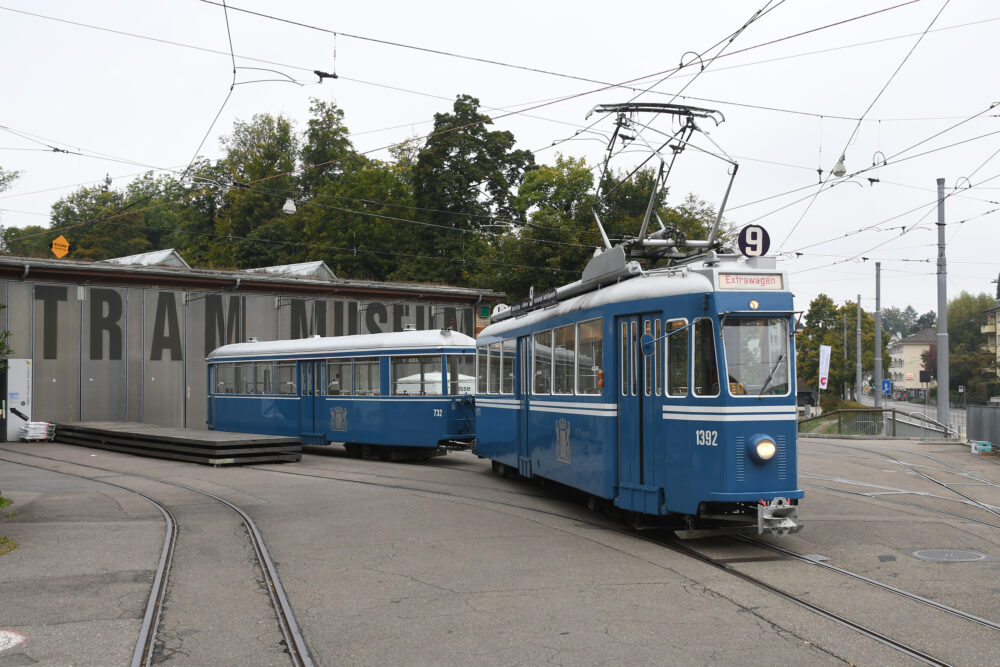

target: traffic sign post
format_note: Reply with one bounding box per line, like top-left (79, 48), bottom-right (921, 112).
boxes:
top-left (882, 380), bottom-right (891, 396)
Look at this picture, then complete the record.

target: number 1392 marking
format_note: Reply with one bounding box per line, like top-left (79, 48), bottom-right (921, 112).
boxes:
top-left (695, 429), bottom-right (718, 446)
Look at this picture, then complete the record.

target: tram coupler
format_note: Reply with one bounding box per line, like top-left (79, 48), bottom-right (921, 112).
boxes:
top-left (757, 498), bottom-right (801, 536)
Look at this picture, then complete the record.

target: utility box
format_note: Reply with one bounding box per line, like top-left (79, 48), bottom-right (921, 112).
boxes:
top-left (5, 359), bottom-right (31, 442)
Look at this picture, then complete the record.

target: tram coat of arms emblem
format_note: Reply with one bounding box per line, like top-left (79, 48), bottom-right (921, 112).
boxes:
top-left (555, 417), bottom-right (571, 464)
top-left (330, 406), bottom-right (348, 432)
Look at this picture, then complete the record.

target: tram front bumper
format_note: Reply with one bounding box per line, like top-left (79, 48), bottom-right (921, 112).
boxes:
top-left (758, 497), bottom-right (801, 536)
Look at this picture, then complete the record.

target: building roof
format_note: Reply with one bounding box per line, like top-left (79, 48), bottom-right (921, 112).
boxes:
top-left (243, 261), bottom-right (336, 281)
top-left (0, 253), bottom-right (502, 304)
top-left (896, 328), bottom-right (937, 346)
top-left (101, 248), bottom-right (191, 269)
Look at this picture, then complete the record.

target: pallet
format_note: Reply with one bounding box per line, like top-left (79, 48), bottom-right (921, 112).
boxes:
top-left (54, 421), bottom-right (302, 466)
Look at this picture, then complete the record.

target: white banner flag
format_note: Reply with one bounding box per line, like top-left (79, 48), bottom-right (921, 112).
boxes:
top-left (818, 344), bottom-right (832, 389)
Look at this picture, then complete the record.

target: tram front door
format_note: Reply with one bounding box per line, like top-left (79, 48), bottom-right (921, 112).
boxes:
top-left (616, 313), bottom-right (664, 514)
top-left (299, 360), bottom-right (324, 442)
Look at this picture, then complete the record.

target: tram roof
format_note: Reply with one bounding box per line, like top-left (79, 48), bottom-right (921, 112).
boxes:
top-left (206, 329), bottom-right (476, 360)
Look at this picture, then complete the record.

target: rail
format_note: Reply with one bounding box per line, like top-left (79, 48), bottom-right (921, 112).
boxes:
top-left (798, 408), bottom-right (960, 439)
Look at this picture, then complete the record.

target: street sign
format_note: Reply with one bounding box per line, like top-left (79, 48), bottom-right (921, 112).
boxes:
top-left (958, 385), bottom-right (965, 393)
top-left (882, 380), bottom-right (891, 395)
top-left (50, 235), bottom-right (70, 259)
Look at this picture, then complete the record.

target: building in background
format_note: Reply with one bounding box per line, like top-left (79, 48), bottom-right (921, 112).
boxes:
top-left (0, 251), bottom-right (501, 437)
top-left (887, 328), bottom-right (936, 400)
top-left (983, 282), bottom-right (1000, 379)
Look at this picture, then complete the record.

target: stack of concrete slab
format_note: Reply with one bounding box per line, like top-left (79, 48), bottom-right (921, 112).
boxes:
top-left (54, 421), bottom-right (302, 465)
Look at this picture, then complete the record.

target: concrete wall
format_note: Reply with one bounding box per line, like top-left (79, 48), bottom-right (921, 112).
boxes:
top-left (1, 280), bottom-right (473, 435)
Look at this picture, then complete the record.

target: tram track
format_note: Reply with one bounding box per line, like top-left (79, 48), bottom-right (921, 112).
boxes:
top-left (803, 439), bottom-right (1000, 524)
top-left (253, 455), bottom-right (990, 665)
top-left (0, 448), bottom-right (314, 667)
top-left (3, 444), bottom-right (992, 665)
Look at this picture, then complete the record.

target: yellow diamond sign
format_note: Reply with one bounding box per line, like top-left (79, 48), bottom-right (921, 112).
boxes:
top-left (50, 235), bottom-right (70, 259)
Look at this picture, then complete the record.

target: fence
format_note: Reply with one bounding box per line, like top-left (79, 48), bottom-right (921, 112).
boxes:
top-left (798, 408), bottom-right (958, 439)
top-left (968, 404), bottom-right (1000, 446)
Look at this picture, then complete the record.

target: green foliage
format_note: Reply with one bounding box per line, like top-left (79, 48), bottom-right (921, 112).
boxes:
top-left (399, 94), bottom-right (535, 285)
top-left (797, 294), bottom-right (889, 399)
top-left (2, 96), bottom-right (734, 294)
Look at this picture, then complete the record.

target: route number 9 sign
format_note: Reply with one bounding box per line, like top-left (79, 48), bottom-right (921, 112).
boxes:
top-left (738, 224), bottom-right (770, 257)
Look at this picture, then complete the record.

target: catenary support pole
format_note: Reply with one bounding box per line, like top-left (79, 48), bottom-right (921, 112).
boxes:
top-left (856, 295), bottom-right (863, 403)
top-left (875, 263), bottom-right (882, 409)
top-left (936, 177), bottom-right (950, 428)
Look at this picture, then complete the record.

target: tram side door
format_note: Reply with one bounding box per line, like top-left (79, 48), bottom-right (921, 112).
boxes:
top-left (616, 314), bottom-right (662, 509)
top-left (298, 360), bottom-right (323, 437)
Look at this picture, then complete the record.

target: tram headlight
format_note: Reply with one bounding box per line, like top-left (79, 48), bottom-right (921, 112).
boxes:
top-left (748, 434), bottom-right (777, 463)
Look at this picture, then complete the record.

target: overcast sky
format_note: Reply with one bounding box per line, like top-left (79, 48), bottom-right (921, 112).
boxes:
top-left (1, 0), bottom-right (997, 316)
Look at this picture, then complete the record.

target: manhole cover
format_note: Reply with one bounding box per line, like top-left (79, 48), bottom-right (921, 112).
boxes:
top-left (909, 549), bottom-right (994, 562)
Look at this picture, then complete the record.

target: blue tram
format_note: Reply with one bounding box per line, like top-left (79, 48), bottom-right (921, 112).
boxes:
top-left (475, 101), bottom-right (801, 536)
top-left (206, 329), bottom-right (476, 460)
top-left (475, 253), bottom-right (802, 536)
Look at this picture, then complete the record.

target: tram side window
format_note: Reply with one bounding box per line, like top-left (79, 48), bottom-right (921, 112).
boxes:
top-left (447, 354), bottom-right (475, 395)
top-left (326, 359), bottom-right (352, 395)
top-left (666, 319), bottom-right (689, 396)
top-left (577, 318), bottom-right (603, 395)
top-left (533, 331), bottom-right (552, 394)
top-left (276, 362), bottom-right (296, 395)
top-left (354, 357), bottom-right (381, 396)
top-left (392, 355), bottom-right (443, 396)
top-left (477, 347), bottom-right (488, 394)
top-left (693, 319), bottom-right (720, 397)
top-left (216, 363), bottom-right (235, 394)
top-left (553, 324), bottom-right (575, 395)
top-left (254, 362), bottom-right (272, 394)
top-left (501, 339), bottom-right (515, 394)
top-left (488, 342), bottom-right (501, 394)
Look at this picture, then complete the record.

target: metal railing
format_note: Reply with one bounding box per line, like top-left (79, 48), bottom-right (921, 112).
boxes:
top-left (798, 408), bottom-right (960, 439)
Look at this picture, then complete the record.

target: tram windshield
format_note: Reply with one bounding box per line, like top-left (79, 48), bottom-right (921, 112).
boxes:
top-left (722, 317), bottom-right (790, 397)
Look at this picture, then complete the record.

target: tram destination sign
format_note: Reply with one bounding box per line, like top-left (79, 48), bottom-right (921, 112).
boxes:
top-left (718, 273), bottom-right (783, 290)
top-left (509, 287), bottom-right (558, 317)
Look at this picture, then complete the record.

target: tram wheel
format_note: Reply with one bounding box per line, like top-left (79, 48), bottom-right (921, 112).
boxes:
top-left (344, 443), bottom-right (363, 458)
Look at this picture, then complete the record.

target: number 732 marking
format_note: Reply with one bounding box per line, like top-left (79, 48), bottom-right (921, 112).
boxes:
top-left (695, 429), bottom-right (718, 446)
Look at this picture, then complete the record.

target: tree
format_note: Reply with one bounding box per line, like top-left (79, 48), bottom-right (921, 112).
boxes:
top-left (881, 305), bottom-right (919, 338)
top-left (49, 176), bottom-right (151, 260)
top-left (213, 113), bottom-right (299, 267)
top-left (299, 99), bottom-right (358, 194)
top-left (797, 294), bottom-right (889, 403)
top-left (398, 94), bottom-right (535, 285)
top-left (915, 310), bottom-right (936, 331)
top-left (944, 291), bottom-right (996, 403)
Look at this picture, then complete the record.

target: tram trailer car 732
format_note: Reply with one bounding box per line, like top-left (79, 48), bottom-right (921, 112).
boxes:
top-left (474, 252), bottom-right (803, 537)
top-left (206, 329), bottom-right (477, 460)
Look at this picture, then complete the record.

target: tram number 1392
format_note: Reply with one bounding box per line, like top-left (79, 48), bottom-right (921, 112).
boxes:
top-left (695, 429), bottom-right (718, 447)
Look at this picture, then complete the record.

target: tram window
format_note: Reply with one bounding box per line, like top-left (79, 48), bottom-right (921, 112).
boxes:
top-left (533, 331), bottom-right (552, 394)
top-left (217, 363), bottom-right (235, 394)
top-left (354, 357), bottom-right (380, 396)
top-left (577, 318), bottom-right (603, 395)
top-left (392, 355), bottom-right (443, 396)
top-left (722, 317), bottom-right (790, 397)
top-left (326, 359), bottom-right (352, 395)
top-left (446, 354), bottom-right (475, 395)
top-left (643, 321), bottom-right (653, 396)
top-left (301, 363), bottom-right (312, 396)
top-left (620, 322), bottom-right (628, 396)
top-left (501, 339), bottom-right (515, 394)
top-left (488, 342), bottom-right (501, 394)
top-left (276, 362), bottom-right (296, 395)
top-left (553, 324), bottom-right (574, 394)
top-left (477, 347), bottom-right (488, 394)
top-left (666, 319), bottom-right (689, 396)
top-left (630, 321), bottom-right (638, 396)
top-left (254, 362), bottom-right (272, 394)
top-left (654, 319), bottom-right (662, 396)
top-left (693, 319), bottom-right (720, 397)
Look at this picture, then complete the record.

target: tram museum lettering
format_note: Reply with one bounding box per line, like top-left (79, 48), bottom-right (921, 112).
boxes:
top-left (5, 281), bottom-right (472, 432)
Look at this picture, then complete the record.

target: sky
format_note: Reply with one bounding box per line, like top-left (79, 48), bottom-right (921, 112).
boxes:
top-left (1, 0), bottom-right (998, 317)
